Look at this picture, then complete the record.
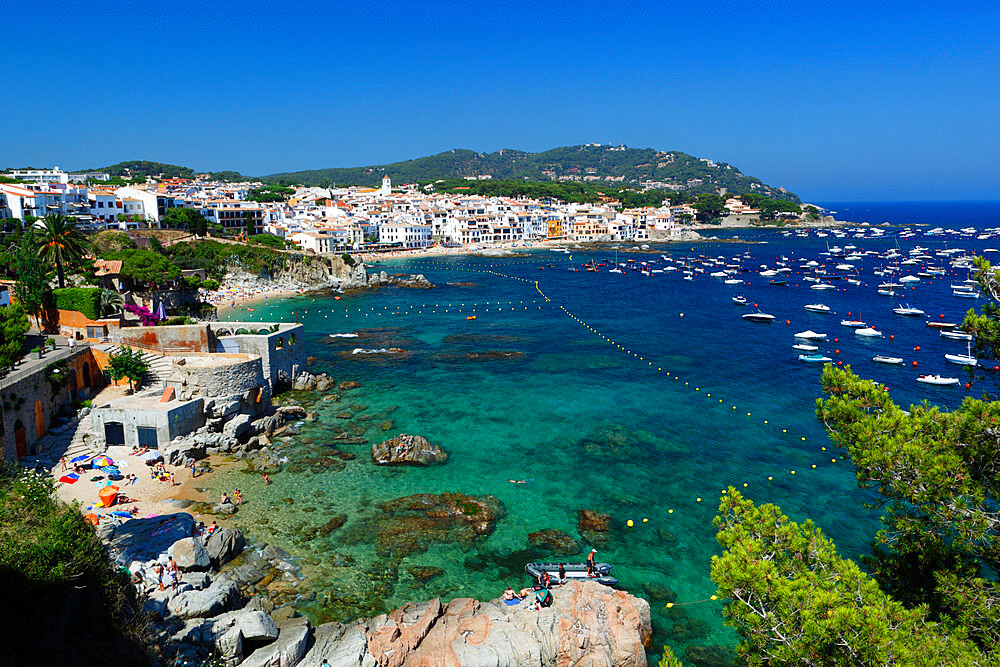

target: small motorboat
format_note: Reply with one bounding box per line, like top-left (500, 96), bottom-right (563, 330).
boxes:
top-left (793, 343), bottom-right (819, 351)
top-left (941, 329), bottom-right (973, 341)
top-left (799, 354), bottom-right (833, 363)
top-left (743, 311), bottom-right (775, 322)
top-left (855, 327), bottom-right (883, 337)
top-left (804, 304), bottom-right (831, 313)
top-left (794, 330), bottom-right (828, 340)
top-left (873, 355), bottom-right (904, 364)
top-left (724, 278), bottom-right (744, 285)
top-left (894, 304), bottom-right (925, 316)
top-left (953, 290), bottom-right (981, 298)
top-left (926, 321), bottom-right (956, 329)
top-left (769, 279), bottom-right (787, 286)
top-left (525, 562), bottom-right (617, 587)
top-left (811, 283), bottom-right (836, 290)
top-left (916, 375), bottom-right (960, 386)
top-left (877, 289), bottom-right (895, 296)
top-left (732, 295), bottom-right (748, 305)
top-left (841, 319), bottom-right (866, 327)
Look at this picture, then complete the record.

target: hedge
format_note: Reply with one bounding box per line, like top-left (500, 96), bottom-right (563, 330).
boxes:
top-left (52, 288), bottom-right (101, 320)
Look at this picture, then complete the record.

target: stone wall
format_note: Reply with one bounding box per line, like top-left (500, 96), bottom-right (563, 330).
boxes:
top-left (165, 354), bottom-right (270, 415)
top-left (209, 323), bottom-right (305, 391)
top-left (117, 324), bottom-right (211, 353)
top-left (1, 347), bottom-right (104, 461)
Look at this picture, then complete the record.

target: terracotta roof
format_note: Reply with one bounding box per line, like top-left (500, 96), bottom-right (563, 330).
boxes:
top-left (94, 259), bottom-right (123, 275)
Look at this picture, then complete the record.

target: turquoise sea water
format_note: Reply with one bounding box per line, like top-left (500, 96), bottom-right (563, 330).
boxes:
top-left (214, 202), bottom-right (1000, 660)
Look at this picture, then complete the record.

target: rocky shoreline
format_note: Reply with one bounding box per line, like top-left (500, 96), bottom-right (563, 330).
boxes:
top-left (100, 510), bottom-right (651, 666)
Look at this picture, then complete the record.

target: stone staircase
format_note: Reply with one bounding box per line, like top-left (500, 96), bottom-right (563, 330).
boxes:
top-left (96, 344), bottom-right (174, 390)
top-left (35, 412), bottom-right (96, 464)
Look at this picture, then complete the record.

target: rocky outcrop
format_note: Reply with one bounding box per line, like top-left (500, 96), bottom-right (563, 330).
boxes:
top-left (292, 371), bottom-right (335, 392)
top-left (372, 434), bottom-right (448, 466)
top-left (299, 580), bottom-right (651, 667)
top-left (374, 492), bottom-right (502, 558)
top-left (366, 271), bottom-right (435, 288)
top-left (225, 253), bottom-right (367, 292)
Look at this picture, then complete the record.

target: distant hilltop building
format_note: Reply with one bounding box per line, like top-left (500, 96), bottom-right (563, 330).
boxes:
top-left (6, 167), bottom-right (110, 184)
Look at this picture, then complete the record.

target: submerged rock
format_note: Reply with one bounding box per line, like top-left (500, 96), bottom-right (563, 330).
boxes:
top-left (408, 565), bottom-right (445, 583)
top-left (578, 509), bottom-right (612, 532)
top-left (372, 434), bottom-right (448, 466)
top-left (371, 492), bottom-right (503, 558)
top-left (527, 529), bottom-right (580, 556)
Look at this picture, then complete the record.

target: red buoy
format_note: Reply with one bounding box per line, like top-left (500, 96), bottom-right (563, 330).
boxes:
top-left (912, 361), bottom-right (918, 367)
top-left (965, 383), bottom-right (971, 390)
top-left (915, 346), bottom-right (921, 351)
top-left (890, 335), bottom-right (894, 340)
top-left (835, 349), bottom-right (840, 354)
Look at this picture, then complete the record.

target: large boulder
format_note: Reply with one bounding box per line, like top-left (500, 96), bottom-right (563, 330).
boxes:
top-left (205, 528), bottom-right (246, 567)
top-left (105, 513), bottom-right (195, 566)
top-left (372, 434), bottom-right (448, 466)
top-left (578, 509), bottom-right (612, 532)
top-left (239, 616), bottom-right (310, 667)
top-left (238, 610), bottom-right (279, 642)
top-left (223, 413), bottom-right (252, 439)
top-left (171, 537), bottom-right (211, 571)
top-left (167, 576), bottom-right (241, 620)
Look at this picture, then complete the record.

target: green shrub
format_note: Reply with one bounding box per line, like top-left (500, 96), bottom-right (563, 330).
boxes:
top-left (30, 347), bottom-right (42, 354)
top-left (45, 337), bottom-right (55, 346)
top-left (182, 275), bottom-right (203, 289)
top-left (158, 316), bottom-right (189, 326)
top-left (342, 253), bottom-right (356, 266)
top-left (52, 287), bottom-right (101, 320)
top-left (201, 279), bottom-right (220, 291)
top-left (0, 461), bottom-right (152, 664)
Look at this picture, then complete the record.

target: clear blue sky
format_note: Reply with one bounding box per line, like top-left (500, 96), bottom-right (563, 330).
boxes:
top-left (2, 1), bottom-right (998, 200)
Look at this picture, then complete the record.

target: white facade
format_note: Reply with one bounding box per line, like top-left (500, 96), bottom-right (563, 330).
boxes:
top-left (379, 221), bottom-right (432, 248)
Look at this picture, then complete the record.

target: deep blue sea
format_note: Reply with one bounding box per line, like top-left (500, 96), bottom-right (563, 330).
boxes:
top-left (215, 201), bottom-right (1000, 660)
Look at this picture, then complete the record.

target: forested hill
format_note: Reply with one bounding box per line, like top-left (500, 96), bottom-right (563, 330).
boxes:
top-left (91, 160), bottom-right (245, 182)
top-left (262, 145), bottom-right (798, 201)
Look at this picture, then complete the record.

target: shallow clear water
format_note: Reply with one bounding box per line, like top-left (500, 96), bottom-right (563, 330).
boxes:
top-left (213, 202), bottom-right (1000, 658)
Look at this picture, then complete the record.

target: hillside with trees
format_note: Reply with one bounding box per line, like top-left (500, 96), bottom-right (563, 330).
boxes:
top-left (262, 144), bottom-right (799, 202)
top-left (90, 161), bottom-right (245, 182)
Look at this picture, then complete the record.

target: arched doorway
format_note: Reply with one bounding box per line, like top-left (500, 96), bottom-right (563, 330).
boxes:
top-left (34, 400), bottom-right (45, 439)
top-left (14, 419), bottom-right (26, 459)
top-left (82, 362), bottom-right (92, 388)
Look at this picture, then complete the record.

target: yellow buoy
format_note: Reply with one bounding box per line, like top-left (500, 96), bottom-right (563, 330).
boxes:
top-left (626, 519), bottom-right (634, 527)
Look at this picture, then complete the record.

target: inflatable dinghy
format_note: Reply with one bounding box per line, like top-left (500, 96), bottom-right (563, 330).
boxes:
top-left (525, 562), bottom-right (618, 586)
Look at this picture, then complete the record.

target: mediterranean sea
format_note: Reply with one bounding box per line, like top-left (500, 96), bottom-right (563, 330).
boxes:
top-left (215, 200), bottom-right (1000, 660)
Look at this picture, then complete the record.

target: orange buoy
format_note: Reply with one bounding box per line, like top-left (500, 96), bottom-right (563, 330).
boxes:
top-left (466, 316), bottom-right (477, 320)
top-left (915, 345), bottom-right (921, 351)
top-left (890, 334), bottom-right (894, 339)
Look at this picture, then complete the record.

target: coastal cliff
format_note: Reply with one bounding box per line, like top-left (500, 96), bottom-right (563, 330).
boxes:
top-left (224, 253), bottom-right (369, 292)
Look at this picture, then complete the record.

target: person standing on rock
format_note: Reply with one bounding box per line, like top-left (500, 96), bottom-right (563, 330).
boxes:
top-left (587, 549), bottom-right (598, 577)
top-left (165, 556), bottom-right (179, 590)
top-left (558, 563), bottom-right (567, 584)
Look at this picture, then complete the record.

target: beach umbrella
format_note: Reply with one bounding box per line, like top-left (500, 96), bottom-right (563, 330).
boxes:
top-left (70, 454), bottom-right (92, 464)
top-left (98, 485), bottom-right (119, 507)
top-left (156, 301), bottom-right (167, 320)
top-left (84, 513), bottom-right (100, 526)
top-left (92, 455), bottom-right (114, 468)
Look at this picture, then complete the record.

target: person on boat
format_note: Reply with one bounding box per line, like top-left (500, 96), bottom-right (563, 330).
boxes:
top-left (587, 549), bottom-right (598, 577)
top-left (558, 563), bottom-right (567, 584)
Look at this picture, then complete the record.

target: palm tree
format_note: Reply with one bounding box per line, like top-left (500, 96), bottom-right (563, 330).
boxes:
top-left (99, 288), bottom-right (124, 317)
top-left (35, 214), bottom-right (88, 289)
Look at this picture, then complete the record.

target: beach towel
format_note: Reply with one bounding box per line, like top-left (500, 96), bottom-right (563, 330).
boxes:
top-left (503, 598), bottom-right (521, 606)
top-left (58, 473), bottom-right (80, 484)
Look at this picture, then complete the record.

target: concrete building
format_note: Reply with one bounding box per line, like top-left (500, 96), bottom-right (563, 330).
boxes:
top-left (90, 393), bottom-right (205, 450)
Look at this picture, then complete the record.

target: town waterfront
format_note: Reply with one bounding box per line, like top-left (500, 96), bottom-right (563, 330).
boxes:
top-left (213, 201), bottom-right (1000, 657)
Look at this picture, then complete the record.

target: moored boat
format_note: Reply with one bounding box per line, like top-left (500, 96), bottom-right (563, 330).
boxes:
top-left (525, 562), bottom-right (617, 586)
top-left (804, 304), bottom-right (831, 313)
top-left (743, 311), bottom-right (774, 322)
top-left (855, 327), bottom-right (883, 337)
top-left (916, 374), bottom-right (960, 386)
top-left (799, 354), bottom-right (833, 362)
top-left (873, 355), bottom-right (904, 365)
top-left (794, 330), bottom-right (827, 340)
